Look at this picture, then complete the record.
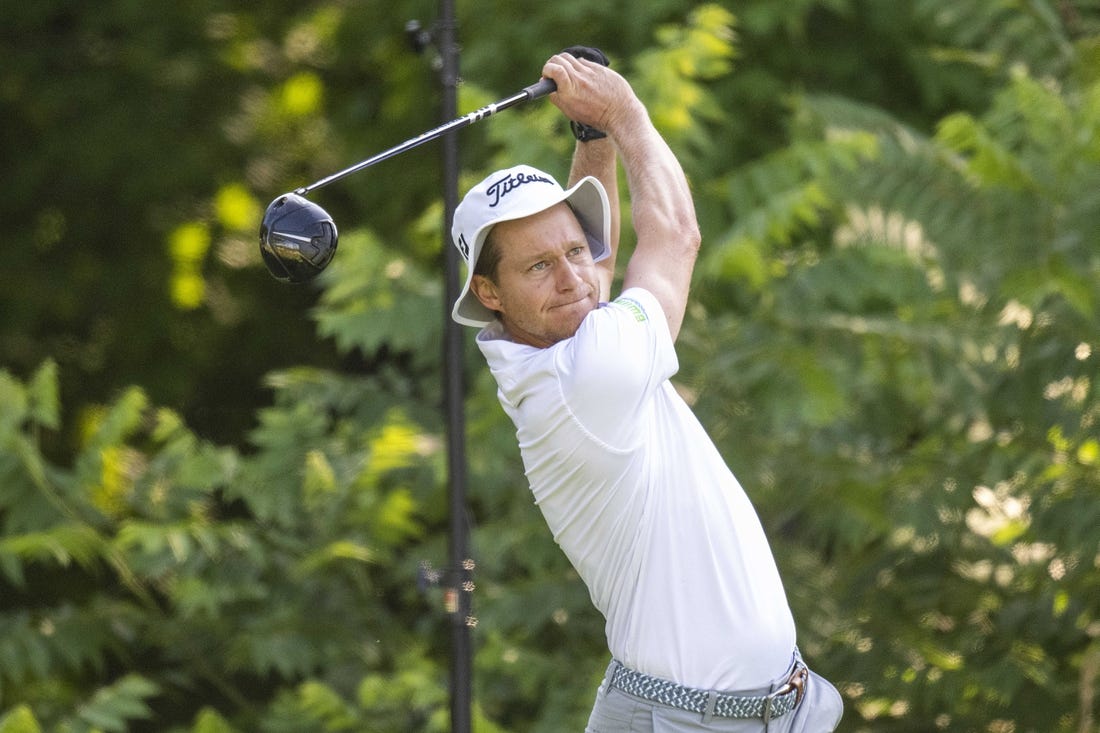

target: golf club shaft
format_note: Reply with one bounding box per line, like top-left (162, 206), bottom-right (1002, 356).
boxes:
top-left (295, 78), bottom-right (557, 196)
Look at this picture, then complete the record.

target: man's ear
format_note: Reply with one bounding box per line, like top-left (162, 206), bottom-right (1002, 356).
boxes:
top-left (470, 274), bottom-right (502, 313)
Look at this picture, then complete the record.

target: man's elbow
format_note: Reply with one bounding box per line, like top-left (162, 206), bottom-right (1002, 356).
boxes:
top-left (680, 217), bottom-right (702, 261)
top-left (653, 208), bottom-right (701, 254)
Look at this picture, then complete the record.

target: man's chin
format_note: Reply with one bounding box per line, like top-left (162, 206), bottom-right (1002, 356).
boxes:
top-left (558, 300), bottom-right (597, 336)
top-left (506, 300), bottom-right (597, 347)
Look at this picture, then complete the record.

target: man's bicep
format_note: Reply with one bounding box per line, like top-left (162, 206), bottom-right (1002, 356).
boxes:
top-left (621, 256), bottom-right (694, 341)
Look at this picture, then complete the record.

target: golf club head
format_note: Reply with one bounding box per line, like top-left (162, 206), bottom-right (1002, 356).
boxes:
top-left (259, 193), bottom-right (338, 283)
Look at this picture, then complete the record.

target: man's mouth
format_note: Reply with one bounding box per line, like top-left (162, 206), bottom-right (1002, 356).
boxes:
top-left (551, 291), bottom-right (594, 310)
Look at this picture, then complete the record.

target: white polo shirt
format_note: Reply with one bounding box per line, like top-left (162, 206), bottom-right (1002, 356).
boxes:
top-left (477, 287), bottom-right (796, 691)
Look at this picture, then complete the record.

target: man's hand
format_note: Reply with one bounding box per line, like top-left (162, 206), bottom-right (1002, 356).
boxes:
top-left (541, 53), bottom-right (642, 142)
top-left (560, 46), bottom-right (611, 141)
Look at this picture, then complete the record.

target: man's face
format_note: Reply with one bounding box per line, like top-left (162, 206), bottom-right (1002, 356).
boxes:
top-left (471, 203), bottom-right (600, 348)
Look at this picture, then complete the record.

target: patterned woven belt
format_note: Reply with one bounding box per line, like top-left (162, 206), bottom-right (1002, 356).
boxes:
top-left (609, 661), bottom-right (807, 722)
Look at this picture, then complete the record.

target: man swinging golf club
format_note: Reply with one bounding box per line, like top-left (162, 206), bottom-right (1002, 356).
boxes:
top-left (452, 50), bottom-right (844, 732)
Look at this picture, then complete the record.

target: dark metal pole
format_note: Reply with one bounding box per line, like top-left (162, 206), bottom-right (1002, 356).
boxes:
top-left (437, 2), bottom-right (472, 732)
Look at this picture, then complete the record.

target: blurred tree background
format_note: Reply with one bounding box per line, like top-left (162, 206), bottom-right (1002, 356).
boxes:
top-left (2, 1), bottom-right (1099, 731)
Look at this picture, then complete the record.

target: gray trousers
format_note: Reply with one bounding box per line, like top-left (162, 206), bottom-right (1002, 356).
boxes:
top-left (584, 653), bottom-right (843, 733)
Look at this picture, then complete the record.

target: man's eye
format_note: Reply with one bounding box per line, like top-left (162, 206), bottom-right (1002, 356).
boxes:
top-left (531, 261), bottom-right (548, 272)
top-left (569, 246), bottom-right (587, 257)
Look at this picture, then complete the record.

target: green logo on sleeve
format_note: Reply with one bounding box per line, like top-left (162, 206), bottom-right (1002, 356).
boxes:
top-left (614, 297), bottom-right (648, 322)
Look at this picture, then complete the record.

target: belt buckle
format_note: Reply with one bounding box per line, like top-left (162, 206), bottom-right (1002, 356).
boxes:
top-left (791, 665), bottom-right (808, 706)
top-left (762, 692), bottom-right (775, 724)
top-left (763, 664), bottom-right (808, 723)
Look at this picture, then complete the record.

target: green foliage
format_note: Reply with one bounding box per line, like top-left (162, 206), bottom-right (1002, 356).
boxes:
top-left (0, 358), bottom-right (447, 730)
top-left (0, 707), bottom-right (42, 733)
top-left (912, 0), bottom-right (1081, 77)
top-left (71, 675), bottom-right (160, 733)
top-left (312, 230), bottom-right (442, 371)
top-left (631, 5), bottom-right (739, 164)
top-left (678, 3), bottom-right (1100, 730)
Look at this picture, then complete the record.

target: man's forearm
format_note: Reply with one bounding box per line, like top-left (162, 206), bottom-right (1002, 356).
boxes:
top-left (609, 100), bottom-right (700, 338)
top-left (569, 138), bottom-right (620, 298)
top-left (611, 102), bottom-right (697, 256)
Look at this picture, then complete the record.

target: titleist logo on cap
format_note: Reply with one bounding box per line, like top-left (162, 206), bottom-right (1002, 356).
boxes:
top-left (485, 171), bottom-right (553, 207)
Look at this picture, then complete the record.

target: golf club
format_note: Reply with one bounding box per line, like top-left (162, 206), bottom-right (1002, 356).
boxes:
top-left (259, 77), bottom-right (557, 283)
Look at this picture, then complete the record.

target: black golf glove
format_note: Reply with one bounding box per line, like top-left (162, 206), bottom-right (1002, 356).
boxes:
top-left (561, 45), bottom-right (610, 142)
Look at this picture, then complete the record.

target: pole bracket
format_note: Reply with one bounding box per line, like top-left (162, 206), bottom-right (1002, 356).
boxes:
top-left (417, 559), bottom-right (478, 628)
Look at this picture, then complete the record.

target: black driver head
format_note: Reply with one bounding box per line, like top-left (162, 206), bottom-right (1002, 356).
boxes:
top-left (259, 193), bottom-right (338, 283)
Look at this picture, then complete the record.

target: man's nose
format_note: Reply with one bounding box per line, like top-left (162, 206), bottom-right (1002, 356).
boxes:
top-left (555, 259), bottom-right (584, 289)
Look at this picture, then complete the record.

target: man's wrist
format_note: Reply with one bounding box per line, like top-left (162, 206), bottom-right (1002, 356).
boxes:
top-left (601, 96), bottom-right (648, 143)
top-left (571, 120), bottom-right (607, 142)
top-left (572, 134), bottom-right (615, 162)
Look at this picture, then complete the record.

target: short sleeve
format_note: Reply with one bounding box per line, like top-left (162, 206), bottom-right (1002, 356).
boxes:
top-left (553, 287), bottom-right (678, 447)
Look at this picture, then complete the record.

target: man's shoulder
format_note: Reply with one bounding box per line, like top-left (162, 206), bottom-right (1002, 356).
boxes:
top-left (581, 287), bottom-right (667, 345)
top-left (607, 292), bottom-right (655, 324)
top-left (564, 287), bottom-right (676, 388)
top-left (612, 287), bottom-right (662, 313)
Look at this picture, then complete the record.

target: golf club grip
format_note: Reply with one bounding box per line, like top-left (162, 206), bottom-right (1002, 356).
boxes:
top-left (523, 77), bottom-right (557, 100)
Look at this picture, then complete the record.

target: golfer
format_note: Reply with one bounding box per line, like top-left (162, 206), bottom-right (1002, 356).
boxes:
top-left (451, 51), bottom-right (843, 732)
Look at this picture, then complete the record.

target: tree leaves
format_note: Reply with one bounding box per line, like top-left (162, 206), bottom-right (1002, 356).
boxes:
top-left (0, 356), bottom-right (443, 728)
top-left (74, 675), bottom-right (160, 733)
top-left (312, 230), bottom-right (442, 370)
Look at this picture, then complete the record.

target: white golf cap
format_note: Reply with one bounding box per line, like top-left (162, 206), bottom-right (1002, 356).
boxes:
top-left (450, 164), bottom-right (611, 327)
